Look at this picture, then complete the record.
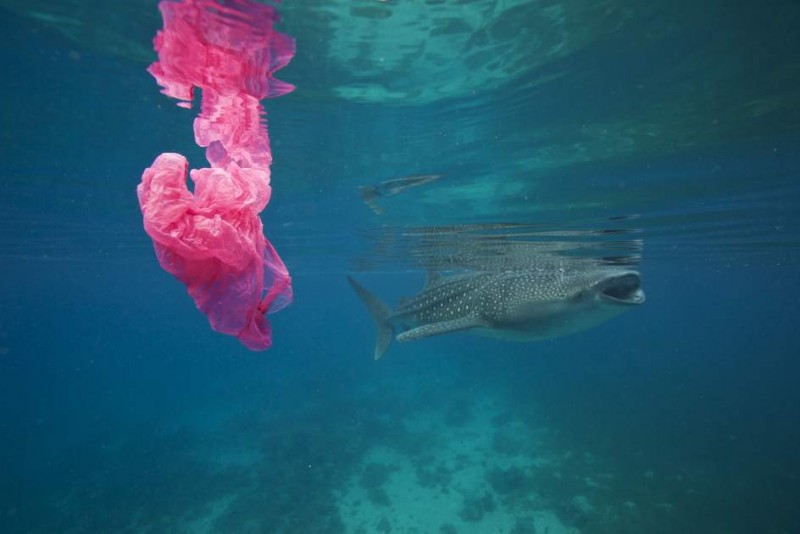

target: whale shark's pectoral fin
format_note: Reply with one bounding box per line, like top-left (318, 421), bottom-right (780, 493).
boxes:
top-left (397, 316), bottom-right (486, 342)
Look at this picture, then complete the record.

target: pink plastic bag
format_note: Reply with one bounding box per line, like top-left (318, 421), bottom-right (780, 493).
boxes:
top-left (137, 0), bottom-right (295, 350)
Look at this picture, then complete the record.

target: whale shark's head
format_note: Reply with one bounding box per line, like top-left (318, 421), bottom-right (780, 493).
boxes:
top-left (487, 266), bottom-right (646, 341)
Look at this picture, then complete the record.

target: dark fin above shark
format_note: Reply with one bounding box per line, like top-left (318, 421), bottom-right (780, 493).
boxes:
top-left (424, 270), bottom-right (442, 288)
top-left (346, 276), bottom-right (395, 360)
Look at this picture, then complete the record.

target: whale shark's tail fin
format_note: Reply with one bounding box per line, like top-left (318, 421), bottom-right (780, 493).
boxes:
top-left (347, 276), bottom-right (394, 360)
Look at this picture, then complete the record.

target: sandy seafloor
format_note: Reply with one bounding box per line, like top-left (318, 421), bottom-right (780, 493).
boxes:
top-left (160, 396), bottom-right (586, 534)
top-left (64, 376), bottom-right (691, 534)
top-left (334, 398), bottom-right (579, 534)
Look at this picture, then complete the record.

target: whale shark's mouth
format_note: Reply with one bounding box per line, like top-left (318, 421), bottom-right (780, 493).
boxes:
top-left (600, 272), bottom-right (645, 305)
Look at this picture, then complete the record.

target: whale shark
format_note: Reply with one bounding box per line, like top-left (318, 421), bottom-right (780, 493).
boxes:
top-left (347, 258), bottom-right (645, 359)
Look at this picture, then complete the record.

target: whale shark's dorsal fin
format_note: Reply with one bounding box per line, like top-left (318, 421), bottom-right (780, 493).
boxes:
top-left (397, 316), bottom-right (486, 342)
top-left (424, 270), bottom-right (442, 288)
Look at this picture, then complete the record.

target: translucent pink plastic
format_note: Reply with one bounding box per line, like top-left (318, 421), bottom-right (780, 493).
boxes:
top-left (137, 0), bottom-right (295, 350)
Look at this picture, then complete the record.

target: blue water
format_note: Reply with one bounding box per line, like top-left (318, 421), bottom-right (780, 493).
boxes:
top-left (2, 2), bottom-right (800, 533)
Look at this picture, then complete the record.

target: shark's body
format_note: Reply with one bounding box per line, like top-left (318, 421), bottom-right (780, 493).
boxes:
top-left (347, 258), bottom-right (645, 359)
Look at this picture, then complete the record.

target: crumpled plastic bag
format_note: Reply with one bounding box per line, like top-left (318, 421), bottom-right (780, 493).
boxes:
top-left (138, 0), bottom-right (294, 350)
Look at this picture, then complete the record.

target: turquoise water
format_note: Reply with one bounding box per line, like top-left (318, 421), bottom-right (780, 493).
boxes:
top-left (1, 1), bottom-right (799, 533)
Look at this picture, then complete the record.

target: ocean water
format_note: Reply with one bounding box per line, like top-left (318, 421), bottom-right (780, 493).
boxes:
top-left (1, 1), bottom-right (799, 533)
